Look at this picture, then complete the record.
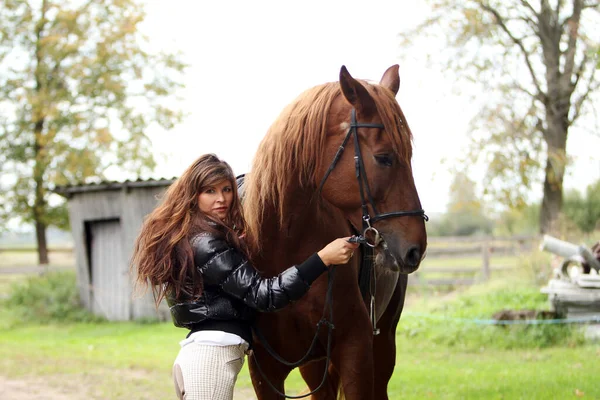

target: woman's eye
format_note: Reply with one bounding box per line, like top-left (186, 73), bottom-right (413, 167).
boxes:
top-left (374, 154), bottom-right (394, 167)
top-left (205, 189), bottom-right (215, 194)
top-left (223, 187), bottom-right (232, 192)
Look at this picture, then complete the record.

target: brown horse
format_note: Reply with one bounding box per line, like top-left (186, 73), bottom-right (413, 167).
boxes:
top-left (242, 65), bottom-right (427, 399)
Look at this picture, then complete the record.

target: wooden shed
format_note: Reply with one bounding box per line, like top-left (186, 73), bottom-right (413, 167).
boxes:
top-left (56, 178), bottom-right (174, 321)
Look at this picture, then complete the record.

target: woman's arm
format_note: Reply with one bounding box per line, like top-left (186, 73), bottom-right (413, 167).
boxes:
top-left (191, 234), bottom-right (355, 312)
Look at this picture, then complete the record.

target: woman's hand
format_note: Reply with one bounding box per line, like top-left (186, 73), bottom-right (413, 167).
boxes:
top-left (317, 237), bottom-right (360, 266)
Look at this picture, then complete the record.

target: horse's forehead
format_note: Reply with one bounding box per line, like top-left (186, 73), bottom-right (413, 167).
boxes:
top-left (339, 121), bottom-right (350, 132)
top-left (333, 106), bottom-right (385, 134)
top-left (328, 84), bottom-right (401, 136)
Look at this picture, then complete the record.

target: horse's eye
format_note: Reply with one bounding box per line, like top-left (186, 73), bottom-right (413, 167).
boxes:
top-left (374, 154), bottom-right (394, 167)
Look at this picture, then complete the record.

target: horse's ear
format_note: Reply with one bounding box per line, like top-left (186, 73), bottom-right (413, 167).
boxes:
top-left (380, 65), bottom-right (400, 95)
top-left (339, 66), bottom-right (377, 116)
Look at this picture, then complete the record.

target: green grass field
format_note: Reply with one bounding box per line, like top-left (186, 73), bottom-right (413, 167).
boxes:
top-left (1, 248), bottom-right (598, 399)
top-left (1, 320), bottom-right (598, 399)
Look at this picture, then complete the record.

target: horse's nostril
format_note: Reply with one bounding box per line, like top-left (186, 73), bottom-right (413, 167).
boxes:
top-left (405, 246), bottom-right (421, 267)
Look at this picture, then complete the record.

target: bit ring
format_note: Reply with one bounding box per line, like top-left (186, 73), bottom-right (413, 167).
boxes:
top-left (363, 227), bottom-right (380, 248)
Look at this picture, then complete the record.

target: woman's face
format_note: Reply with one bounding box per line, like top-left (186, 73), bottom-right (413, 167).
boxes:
top-left (197, 179), bottom-right (234, 221)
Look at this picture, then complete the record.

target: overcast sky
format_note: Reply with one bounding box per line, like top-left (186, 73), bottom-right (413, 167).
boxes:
top-left (136, 0), bottom-right (600, 213)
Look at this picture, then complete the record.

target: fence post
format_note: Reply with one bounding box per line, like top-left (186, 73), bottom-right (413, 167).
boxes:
top-left (482, 238), bottom-right (491, 281)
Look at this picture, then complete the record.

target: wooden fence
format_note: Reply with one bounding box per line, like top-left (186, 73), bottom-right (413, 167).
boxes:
top-left (0, 236), bottom-right (540, 287)
top-left (408, 235), bottom-right (540, 286)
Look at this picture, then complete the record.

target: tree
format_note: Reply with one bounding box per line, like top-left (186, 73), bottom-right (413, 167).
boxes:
top-left (493, 204), bottom-right (540, 236)
top-left (0, 0), bottom-right (185, 264)
top-left (437, 171), bottom-right (494, 236)
top-left (447, 171), bottom-right (484, 215)
top-left (563, 179), bottom-right (600, 232)
top-left (400, 0), bottom-right (599, 233)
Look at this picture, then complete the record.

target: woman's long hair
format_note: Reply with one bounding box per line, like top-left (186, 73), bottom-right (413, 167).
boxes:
top-left (131, 154), bottom-right (247, 307)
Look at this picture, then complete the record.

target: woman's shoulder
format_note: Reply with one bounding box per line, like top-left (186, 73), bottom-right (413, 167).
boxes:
top-left (190, 231), bottom-right (231, 258)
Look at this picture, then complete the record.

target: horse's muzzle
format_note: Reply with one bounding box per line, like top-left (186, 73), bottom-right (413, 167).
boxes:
top-left (377, 239), bottom-right (422, 274)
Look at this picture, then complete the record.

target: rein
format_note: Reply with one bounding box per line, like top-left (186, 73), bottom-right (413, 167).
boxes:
top-left (251, 266), bottom-right (337, 399)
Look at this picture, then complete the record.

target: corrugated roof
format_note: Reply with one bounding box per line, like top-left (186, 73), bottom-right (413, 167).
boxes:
top-left (54, 177), bottom-right (176, 196)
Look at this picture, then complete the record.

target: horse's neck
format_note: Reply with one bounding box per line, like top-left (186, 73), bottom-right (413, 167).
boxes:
top-left (255, 191), bottom-right (348, 274)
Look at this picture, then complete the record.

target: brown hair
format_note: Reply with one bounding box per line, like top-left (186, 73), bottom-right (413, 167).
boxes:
top-left (131, 153), bottom-right (247, 307)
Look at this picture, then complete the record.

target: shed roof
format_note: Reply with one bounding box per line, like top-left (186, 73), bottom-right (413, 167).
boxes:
top-left (54, 177), bottom-right (176, 197)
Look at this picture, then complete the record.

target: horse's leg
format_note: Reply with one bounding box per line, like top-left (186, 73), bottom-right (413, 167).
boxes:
top-left (328, 308), bottom-right (375, 400)
top-left (298, 360), bottom-right (339, 400)
top-left (248, 345), bottom-right (293, 400)
top-left (372, 274), bottom-right (408, 400)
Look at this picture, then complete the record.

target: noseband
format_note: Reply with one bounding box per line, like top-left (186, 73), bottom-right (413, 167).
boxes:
top-left (318, 108), bottom-right (428, 246)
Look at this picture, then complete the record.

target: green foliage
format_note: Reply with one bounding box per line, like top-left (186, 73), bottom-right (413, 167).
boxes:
top-left (2, 271), bottom-right (105, 326)
top-left (0, 0), bottom-right (186, 244)
top-left (493, 203), bottom-right (540, 236)
top-left (518, 249), bottom-right (554, 287)
top-left (44, 203), bottom-right (70, 231)
top-left (430, 171), bottom-right (494, 236)
top-left (563, 180), bottom-right (600, 233)
top-left (401, 280), bottom-right (584, 350)
top-left (430, 212), bottom-right (494, 236)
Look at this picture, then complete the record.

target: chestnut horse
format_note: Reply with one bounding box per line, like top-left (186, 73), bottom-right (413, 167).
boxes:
top-left (242, 65), bottom-right (427, 399)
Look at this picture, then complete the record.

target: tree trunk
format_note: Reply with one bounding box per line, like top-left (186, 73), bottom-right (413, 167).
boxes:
top-left (539, 110), bottom-right (569, 234)
top-left (540, 148), bottom-right (565, 234)
top-left (33, 126), bottom-right (49, 265)
top-left (537, 0), bottom-right (581, 234)
top-left (33, 0), bottom-right (49, 266)
top-left (36, 220), bottom-right (49, 265)
top-left (33, 129), bottom-right (49, 265)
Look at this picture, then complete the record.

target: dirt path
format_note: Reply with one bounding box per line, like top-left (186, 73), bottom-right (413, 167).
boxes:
top-left (0, 376), bottom-right (82, 400)
top-left (0, 374), bottom-right (258, 399)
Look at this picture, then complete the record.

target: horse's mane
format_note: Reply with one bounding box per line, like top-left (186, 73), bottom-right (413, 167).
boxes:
top-left (243, 80), bottom-right (413, 252)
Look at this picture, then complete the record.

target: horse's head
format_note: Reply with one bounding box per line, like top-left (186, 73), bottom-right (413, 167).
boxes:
top-left (317, 65), bottom-right (427, 274)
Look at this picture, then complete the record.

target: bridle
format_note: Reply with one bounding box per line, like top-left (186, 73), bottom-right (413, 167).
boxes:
top-left (251, 108), bottom-right (428, 399)
top-left (318, 108), bottom-right (428, 247)
top-left (318, 107), bottom-right (428, 337)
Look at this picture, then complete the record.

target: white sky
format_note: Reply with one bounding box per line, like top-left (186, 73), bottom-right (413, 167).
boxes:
top-left (137, 0), bottom-right (600, 213)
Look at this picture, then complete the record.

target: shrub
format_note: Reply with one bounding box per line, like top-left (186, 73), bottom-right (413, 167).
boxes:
top-left (3, 271), bottom-right (105, 325)
top-left (516, 250), bottom-right (553, 287)
top-left (400, 282), bottom-right (585, 350)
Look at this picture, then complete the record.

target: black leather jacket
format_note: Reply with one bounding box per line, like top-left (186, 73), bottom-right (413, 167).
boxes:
top-left (167, 232), bottom-right (327, 343)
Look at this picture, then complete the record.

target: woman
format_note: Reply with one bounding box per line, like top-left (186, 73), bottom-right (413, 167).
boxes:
top-left (131, 154), bottom-right (358, 400)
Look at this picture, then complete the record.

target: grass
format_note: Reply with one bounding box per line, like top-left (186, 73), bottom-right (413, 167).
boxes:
top-left (0, 249), bottom-right (75, 268)
top-left (0, 322), bottom-right (275, 399)
top-left (1, 250), bottom-right (599, 399)
top-left (0, 274), bottom-right (28, 296)
top-left (390, 343), bottom-right (599, 399)
top-left (0, 321), bottom-right (598, 399)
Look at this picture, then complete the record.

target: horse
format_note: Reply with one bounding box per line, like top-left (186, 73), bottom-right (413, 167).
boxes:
top-left (242, 65), bottom-right (428, 400)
